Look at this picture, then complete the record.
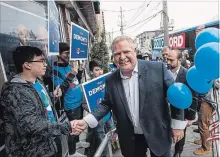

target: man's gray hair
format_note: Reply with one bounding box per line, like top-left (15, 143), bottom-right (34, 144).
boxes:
top-left (161, 46), bottom-right (170, 53)
top-left (111, 35), bottom-right (136, 52)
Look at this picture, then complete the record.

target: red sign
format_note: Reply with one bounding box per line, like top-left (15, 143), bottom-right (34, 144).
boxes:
top-left (169, 33), bottom-right (186, 49)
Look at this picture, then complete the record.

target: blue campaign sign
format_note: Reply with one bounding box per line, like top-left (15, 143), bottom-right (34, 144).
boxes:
top-left (82, 72), bottom-right (111, 122)
top-left (70, 23), bottom-right (89, 60)
top-left (48, 0), bottom-right (60, 55)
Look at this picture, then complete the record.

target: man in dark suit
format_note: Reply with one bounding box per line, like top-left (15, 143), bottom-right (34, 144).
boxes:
top-left (72, 36), bottom-right (188, 157)
top-left (167, 49), bottom-right (197, 157)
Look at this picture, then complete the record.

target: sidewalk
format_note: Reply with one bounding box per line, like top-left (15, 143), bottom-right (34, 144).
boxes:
top-left (113, 125), bottom-right (217, 157)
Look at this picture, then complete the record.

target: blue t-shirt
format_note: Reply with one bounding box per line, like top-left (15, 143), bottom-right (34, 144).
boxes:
top-left (52, 65), bottom-right (83, 111)
top-left (33, 81), bottom-right (56, 122)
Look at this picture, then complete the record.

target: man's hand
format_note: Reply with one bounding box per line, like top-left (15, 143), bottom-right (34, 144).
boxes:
top-left (70, 120), bottom-right (88, 135)
top-left (172, 129), bottom-right (184, 143)
top-left (53, 86), bottom-right (62, 97)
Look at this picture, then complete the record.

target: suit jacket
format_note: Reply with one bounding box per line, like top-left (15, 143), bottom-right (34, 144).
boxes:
top-left (175, 66), bottom-right (197, 120)
top-left (92, 60), bottom-right (185, 157)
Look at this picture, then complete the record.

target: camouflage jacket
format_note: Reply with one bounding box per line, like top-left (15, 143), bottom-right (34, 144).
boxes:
top-left (0, 75), bottom-right (71, 157)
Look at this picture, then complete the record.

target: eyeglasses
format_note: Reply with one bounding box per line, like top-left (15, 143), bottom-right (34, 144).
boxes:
top-left (28, 59), bottom-right (46, 64)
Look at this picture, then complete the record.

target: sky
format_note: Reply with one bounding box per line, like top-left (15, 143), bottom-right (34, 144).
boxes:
top-left (100, 0), bottom-right (219, 39)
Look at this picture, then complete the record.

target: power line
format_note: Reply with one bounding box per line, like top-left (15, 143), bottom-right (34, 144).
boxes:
top-left (111, 10), bottom-right (162, 33)
top-left (130, 2), bottom-right (162, 32)
top-left (133, 11), bottom-right (162, 32)
top-left (125, 10), bottom-right (162, 29)
top-left (126, 0), bottom-right (148, 27)
top-left (103, 4), bottom-right (149, 12)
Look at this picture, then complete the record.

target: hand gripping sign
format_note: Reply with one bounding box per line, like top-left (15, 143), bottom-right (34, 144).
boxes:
top-left (82, 72), bottom-right (111, 122)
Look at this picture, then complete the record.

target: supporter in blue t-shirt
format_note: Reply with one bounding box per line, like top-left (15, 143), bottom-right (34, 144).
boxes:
top-left (51, 43), bottom-right (84, 156)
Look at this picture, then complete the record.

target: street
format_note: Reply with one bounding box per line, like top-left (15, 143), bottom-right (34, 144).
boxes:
top-left (113, 125), bottom-right (216, 157)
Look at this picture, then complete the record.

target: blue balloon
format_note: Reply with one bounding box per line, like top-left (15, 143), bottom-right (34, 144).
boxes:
top-left (186, 66), bottom-right (213, 94)
top-left (194, 42), bottom-right (219, 80)
top-left (195, 27), bottom-right (219, 50)
top-left (167, 83), bottom-right (192, 109)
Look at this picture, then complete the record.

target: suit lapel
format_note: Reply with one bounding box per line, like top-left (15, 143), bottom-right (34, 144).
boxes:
top-left (138, 60), bottom-right (148, 115)
top-left (114, 70), bottom-right (133, 123)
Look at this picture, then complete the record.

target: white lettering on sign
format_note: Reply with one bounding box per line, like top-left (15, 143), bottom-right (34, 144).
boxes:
top-left (169, 33), bottom-right (185, 49)
top-left (73, 34), bottom-right (88, 43)
top-left (153, 33), bottom-right (185, 49)
top-left (153, 38), bottom-right (164, 49)
top-left (88, 84), bottom-right (105, 96)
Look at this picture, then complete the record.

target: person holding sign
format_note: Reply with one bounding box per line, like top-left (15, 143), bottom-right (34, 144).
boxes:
top-left (71, 36), bottom-right (187, 157)
top-left (83, 60), bottom-right (110, 157)
top-left (51, 43), bottom-right (86, 157)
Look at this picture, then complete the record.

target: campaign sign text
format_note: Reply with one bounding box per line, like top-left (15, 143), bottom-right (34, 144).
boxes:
top-left (70, 23), bottom-right (89, 60)
top-left (82, 72), bottom-right (111, 122)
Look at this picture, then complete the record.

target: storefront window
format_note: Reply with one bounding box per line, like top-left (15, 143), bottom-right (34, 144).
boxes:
top-left (0, 1), bottom-right (48, 78)
top-left (3, 1), bottom-right (47, 19)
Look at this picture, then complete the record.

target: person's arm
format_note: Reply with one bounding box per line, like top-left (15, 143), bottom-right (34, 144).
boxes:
top-left (76, 70), bottom-right (84, 84)
top-left (52, 70), bottom-right (75, 94)
top-left (3, 90), bottom-right (71, 137)
top-left (83, 79), bottom-right (112, 128)
top-left (162, 63), bottom-right (187, 129)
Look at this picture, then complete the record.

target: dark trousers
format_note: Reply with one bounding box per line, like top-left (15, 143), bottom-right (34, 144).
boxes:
top-left (130, 134), bottom-right (170, 157)
top-left (174, 128), bottom-right (187, 153)
top-left (0, 148), bottom-right (6, 157)
top-left (54, 136), bottom-right (62, 157)
top-left (65, 106), bottom-right (83, 155)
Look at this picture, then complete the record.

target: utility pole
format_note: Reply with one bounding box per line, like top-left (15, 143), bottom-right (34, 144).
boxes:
top-left (120, 7), bottom-right (124, 35)
top-left (163, 0), bottom-right (169, 46)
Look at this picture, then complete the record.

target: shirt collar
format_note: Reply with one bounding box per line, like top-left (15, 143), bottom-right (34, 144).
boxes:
top-left (172, 66), bottom-right (181, 75)
top-left (120, 62), bottom-right (138, 79)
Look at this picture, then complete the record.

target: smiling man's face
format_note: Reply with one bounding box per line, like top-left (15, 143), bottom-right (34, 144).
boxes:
top-left (113, 40), bottom-right (137, 73)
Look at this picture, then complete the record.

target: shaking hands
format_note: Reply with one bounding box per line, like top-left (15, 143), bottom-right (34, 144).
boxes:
top-left (70, 120), bottom-right (88, 135)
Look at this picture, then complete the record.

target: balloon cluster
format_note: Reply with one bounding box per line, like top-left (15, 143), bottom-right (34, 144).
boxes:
top-left (167, 27), bottom-right (220, 109)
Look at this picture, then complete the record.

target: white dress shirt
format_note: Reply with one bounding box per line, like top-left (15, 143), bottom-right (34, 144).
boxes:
top-left (120, 64), bottom-right (143, 134)
top-left (170, 67), bottom-right (180, 81)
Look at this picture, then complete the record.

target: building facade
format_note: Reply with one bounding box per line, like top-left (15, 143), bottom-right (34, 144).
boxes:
top-left (134, 30), bottom-right (162, 57)
top-left (0, 1), bottom-right (100, 156)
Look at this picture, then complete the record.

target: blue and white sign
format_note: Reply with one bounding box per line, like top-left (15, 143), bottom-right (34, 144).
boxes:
top-left (153, 37), bottom-right (164, 49)
top-left (48, 0), bottom-right (60, 55)
top-left (70, 23), bottom-right (89, 60)
top-left (82, 72), bottom-right (111, 122)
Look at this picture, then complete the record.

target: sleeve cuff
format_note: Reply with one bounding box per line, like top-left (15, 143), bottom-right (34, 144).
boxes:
top-left (171, 119), bottom-right (188, 129)
top-left (83, 114), bottom-right (98, 128)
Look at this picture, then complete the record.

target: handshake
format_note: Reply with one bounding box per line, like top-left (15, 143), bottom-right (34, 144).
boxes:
top-left (70, 120), bottom-right (88, 135)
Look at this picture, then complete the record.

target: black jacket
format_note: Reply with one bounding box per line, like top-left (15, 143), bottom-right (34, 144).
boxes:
top-left (0, 75), bottom-right (71, 157)
top-left (175, 66), bottom-right (197, 120)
